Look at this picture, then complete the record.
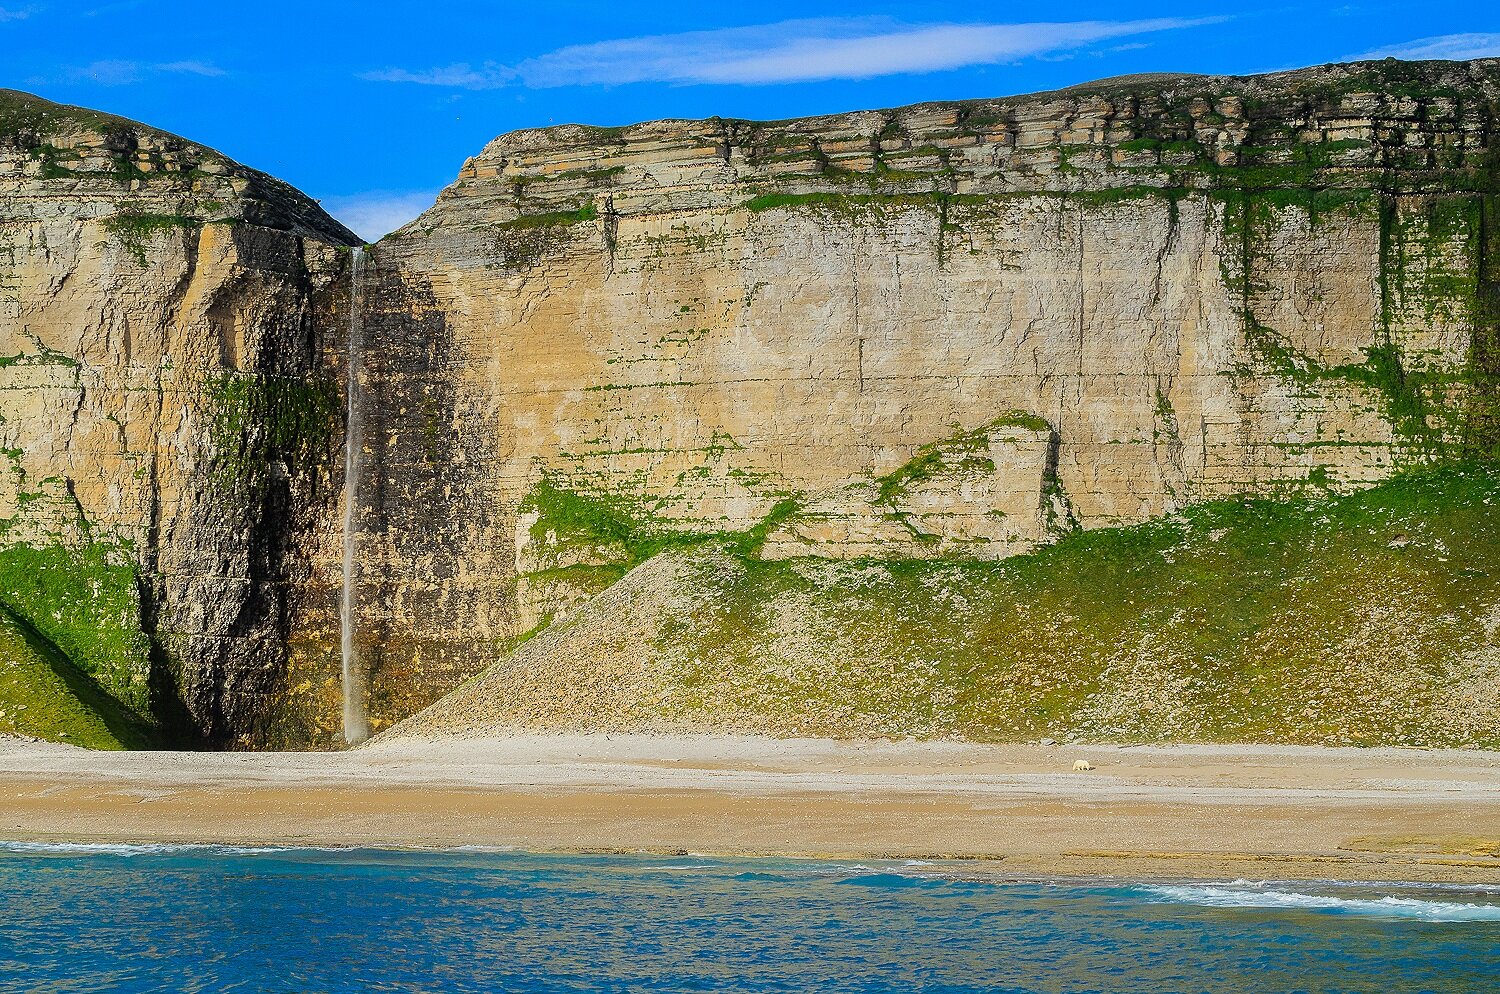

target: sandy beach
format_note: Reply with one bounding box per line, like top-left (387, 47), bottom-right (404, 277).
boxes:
top-left (3, 733), bottom-right (1499, 884)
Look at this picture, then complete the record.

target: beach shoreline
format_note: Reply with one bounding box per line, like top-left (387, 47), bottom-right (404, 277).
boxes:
top-left (3, 733), bottom-right (1498, 885)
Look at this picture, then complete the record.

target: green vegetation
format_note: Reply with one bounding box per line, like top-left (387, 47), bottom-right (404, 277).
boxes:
top-left (521, 477), bottom-right (648, 563)
top-left (497, 465), bottom-right (1500, 747)
top-left (101, 211), bottom-right (199, 267)
top-left (0, 606), bottom-right (151, 749)
top-left (490, 204), bottom-right (599, 269)
top-left (876, 415), bottom-right (1050, 504)
top-left (514, 166), bottom-right (625, 189)
top-left (0, 343), bottom-right (80, 370)
top-left (204, 372), bottom-right (341, 490)
top-left (742, 191), bottom-right (955, 215)
top-left (519, 474), bottom-right (800, 583)
top-left (0, 541), bottom-right (153, 719)
top-left (1239, 323), bottom-right (1443, 450)
top-left (497, 203), bottom-right (599, 231)
top-left (0, 89), bottom-right (117, 143)
top-left (1217, 184), bottom-right (1500, 460)
top-left (1465, 155), bottom-right (1500, 459)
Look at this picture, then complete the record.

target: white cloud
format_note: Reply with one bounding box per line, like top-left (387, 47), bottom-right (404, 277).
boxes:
top-left (0, 6), bottom-right (32, 22)
top-left (360, 62), bottom-right (515, 89)
top-left (57, 59), bottom-right (228, 85)
top-left (155, 60), bottom-right (227, 77)
top-left (362, 16), bottom-right (1224, 90)
top-left (1350, 33), bottom-right (1500, 62)
top-left (320, 190), bottom-right (440, 243)
top-left (66, 60), bottom-right (145, 85)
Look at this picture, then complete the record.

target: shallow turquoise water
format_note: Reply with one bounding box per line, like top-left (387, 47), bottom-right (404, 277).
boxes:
top-left (1, 843), bottom-right (1497, 993)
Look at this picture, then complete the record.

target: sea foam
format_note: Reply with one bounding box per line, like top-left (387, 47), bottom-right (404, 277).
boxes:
top-left (1145, 882), bottom-right (1500, 921)
top-left (0, 840), bottom-right (324, 857)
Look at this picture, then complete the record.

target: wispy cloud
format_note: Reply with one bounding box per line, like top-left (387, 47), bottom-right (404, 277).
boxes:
top-left (49, 59), bottom-right (227, 86)
top-left (320, 189), bottom-right (439, 243)
top-left (1350, 33), bottom-right (1500, 62)
top-left (0, 5), bottom-right (34, 22)
top-left (155, 60), bottom-right (226, 77)
top-left (361, 63), bottom-right (515, 88)
top-left (362, 16), bottom-right (1224, 90)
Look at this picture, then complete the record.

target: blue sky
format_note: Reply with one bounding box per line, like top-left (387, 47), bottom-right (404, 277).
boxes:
top-left (3, 1), bottom-right (1494, 239)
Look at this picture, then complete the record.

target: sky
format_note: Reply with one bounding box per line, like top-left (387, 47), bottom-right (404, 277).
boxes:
top-left (3, 1), bottom-right (1494, 240)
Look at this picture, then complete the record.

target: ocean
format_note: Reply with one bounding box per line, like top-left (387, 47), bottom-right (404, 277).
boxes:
top-left (0, 843), bottom-right (1497, 992)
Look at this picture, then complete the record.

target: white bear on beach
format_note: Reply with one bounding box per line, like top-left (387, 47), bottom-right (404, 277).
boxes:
top-left (1072, 760), bottom-right (1094, 772)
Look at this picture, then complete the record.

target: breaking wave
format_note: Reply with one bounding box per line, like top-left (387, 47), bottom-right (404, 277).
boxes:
top-left (1145, 882), bottom-right (1500, 921)
top-left (0, 840), bottom-right (326, 857)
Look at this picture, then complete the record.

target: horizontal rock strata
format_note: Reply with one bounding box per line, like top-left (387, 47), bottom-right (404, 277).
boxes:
top-left (6, 59), bottom-right (1500, 746)
top-left (352, 59), bottom-right (1500, 736)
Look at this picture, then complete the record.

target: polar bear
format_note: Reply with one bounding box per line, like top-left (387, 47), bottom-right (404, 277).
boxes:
top-left (1072, 760), bottom-right (1094, 772)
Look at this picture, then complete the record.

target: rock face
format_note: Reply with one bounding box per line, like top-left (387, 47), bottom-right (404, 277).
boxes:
top-left (5, 60), bottom-right (1500, 748)
top-left (0, 90), bottom-right (357, 746)
top-left (349, 59), bottom-right (1500, 740)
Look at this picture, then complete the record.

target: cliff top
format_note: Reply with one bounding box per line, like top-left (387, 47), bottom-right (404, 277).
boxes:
top-left (0, 88), bottom-right (358, 245)
top-left (473, 58), bottom-right (1500, 155)
top-left (396, 57), bottom-right (1500, 237)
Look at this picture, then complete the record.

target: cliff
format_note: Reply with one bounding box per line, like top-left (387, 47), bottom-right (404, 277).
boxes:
top-left (5, 58), bottom-right (1500, 749)
top-left (0, 90), bottom-right (357, 746)
top-left (350, 58), bottom-right (1500, 744)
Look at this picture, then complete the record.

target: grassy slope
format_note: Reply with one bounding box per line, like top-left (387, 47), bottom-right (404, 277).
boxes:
top-left (0, 607), bottom-right (150, 749)
top-left (403, 466), bottom-right (1500, 748)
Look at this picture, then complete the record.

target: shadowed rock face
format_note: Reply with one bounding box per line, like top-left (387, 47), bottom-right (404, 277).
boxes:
top-left (0, 89), bottom-right (357, 747)
top-left (6, 60), bottom-right (1500, 747)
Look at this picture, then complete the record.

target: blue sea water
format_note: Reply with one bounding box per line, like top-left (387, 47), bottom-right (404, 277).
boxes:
top-left (1, 844), bottom-right (1498, 993)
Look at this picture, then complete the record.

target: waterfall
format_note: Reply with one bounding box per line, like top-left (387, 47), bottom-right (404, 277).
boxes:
top-left (340, 246), bottom-right (370, 746)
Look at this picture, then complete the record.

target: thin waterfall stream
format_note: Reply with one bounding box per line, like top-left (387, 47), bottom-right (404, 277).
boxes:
top-left (340, 245), bottom-right (369, 746)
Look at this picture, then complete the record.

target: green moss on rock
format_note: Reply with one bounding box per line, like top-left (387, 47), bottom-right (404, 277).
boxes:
top-left (0, 606), bottom-right (152, 749)
top-left (876, 415), bottom-right (1049, 503)
top-left (0, 541), bottom-right (153, 718)
top-left (204, 372), bottom-right (341, 490)
top-left (101, 211), bottom-right (200, 267)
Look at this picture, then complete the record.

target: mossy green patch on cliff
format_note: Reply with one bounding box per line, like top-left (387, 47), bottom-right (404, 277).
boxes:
top-left (521, 478), bottom-right (642, 560)
top-left (0, 541), bottom-right (153, 720)
top-left (744, 192), bottom-right (863, 213)
top-left (499, 203), bottom-right (599, 230)
top-left (521, 476), bottom-right (731, 569)
top-left (101, 210), bottom-right (200, 267)
top-left (489, 205), bottom-right (598, 269)
top-left (876, 414), bottom-right (1051, 504)
top-left (513, 167), bottom-right (624, 190)
top-left (469, 464), bottom-right (1500, 748)
top-left (0, 343), bottom-right (80, 370)
top-left (1239, 323), bottom-right (1445, 451)
top-left (203, 372), bottom-right (341, 490)
top-left (1465, 154), bottom-right (1500, 459)
top-left (518, 475), bottom-right (801, 582)
top-left (0, 605), bottom-right (152, 749)
top-left (1219, 187), bottom-right (1500, 460)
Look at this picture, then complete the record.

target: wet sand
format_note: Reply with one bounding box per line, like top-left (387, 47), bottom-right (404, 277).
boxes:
top-left (3, 734), bottom-right (1498, 883)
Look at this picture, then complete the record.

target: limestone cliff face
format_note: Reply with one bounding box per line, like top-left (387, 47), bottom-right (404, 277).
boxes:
top-left (346, 59), bottom-right (1500, 737)
top-left (7, 60), bottom-right (1500, 749)
top-left (0, 90), bottom-right (357, 746)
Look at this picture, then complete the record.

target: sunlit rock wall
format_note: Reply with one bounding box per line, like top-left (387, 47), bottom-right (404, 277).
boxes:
top-left (340, 60), bottom-right (1500, 735)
